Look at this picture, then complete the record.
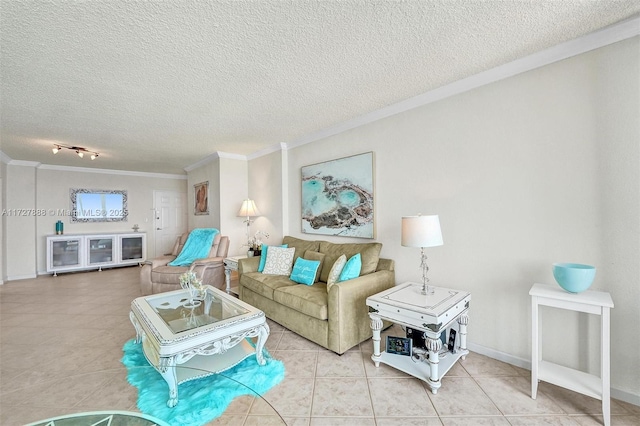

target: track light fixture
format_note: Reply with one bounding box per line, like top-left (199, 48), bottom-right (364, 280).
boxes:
top-left (51, 144), bottom-right (99, 160)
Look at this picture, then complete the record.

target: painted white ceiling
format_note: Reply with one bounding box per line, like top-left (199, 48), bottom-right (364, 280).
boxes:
top-left (1, 1), bottom-right (639, 175)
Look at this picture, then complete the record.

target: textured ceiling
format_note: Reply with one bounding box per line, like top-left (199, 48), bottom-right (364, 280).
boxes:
top-left (1, 1), bottom-right (639, 175)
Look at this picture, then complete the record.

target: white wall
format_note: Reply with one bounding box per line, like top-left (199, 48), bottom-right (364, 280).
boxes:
top-left (186, 156), bottom-right (249, 256)
top-left (248, 149), bottom-right (284, 249)
top-left (5, 164), bottom-right (37, 279)
top-left (254, 38), bottom-right (638, 400)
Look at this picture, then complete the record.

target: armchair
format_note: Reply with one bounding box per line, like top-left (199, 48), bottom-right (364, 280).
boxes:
top-left (140, 231), bottom-right (230, 295)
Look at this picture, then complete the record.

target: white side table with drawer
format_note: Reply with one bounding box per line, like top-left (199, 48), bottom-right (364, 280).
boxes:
top-left (530, 283), bottom-right (614, 426)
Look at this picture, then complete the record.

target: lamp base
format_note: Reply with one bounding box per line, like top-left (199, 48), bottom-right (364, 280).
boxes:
top-left (421, 283), bottom-right (435, 295)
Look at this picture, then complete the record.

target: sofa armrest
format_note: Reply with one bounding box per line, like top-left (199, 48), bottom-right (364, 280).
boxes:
top-left (327, 269), bottom-right (395, 354)
top-left (150, 255), bottom-right (175, 269)
top-left (238, 256), bottom-right (261, 275)
top-left (191, 256), bottom-right (223, 267)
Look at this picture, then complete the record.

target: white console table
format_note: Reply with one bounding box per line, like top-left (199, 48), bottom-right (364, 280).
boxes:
top-left (47, 232), bottom-right (146, 275)
top-left (530, 283), bottom-right (614, 426)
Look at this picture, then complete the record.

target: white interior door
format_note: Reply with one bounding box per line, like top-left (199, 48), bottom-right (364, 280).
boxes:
top-left (153, 190), bottom-right (187, 257)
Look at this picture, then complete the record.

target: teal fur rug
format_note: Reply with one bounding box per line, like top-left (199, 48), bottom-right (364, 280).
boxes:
top-left (121, 339), bottom-right (285, 426)
top-left (169, 228), bottom-right (219, 266)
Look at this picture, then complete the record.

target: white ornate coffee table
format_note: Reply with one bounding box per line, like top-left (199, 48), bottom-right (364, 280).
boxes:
top-left (367, 282), bottom-right (470, 394)
top-left (129, 285), bottom-right (269, 407)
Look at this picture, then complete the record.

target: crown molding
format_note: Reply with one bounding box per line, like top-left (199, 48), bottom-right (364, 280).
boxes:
top-left (247, 143), bottom-right (286, 161)
top-left (0, 151), bottom-right (13, 164)
top-left (184, 151), bottom-right (220, 172)
top-left (285, 15), bottom-right (640, 151)
top-left (37, 164), bottom-right (187, 179)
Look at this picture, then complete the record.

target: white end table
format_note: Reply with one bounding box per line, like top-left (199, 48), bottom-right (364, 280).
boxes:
top-left (366, 282), bottom-right (471, 394)
top-left (223, 255), bottom-right (247, 294)
top-left (530, 283), bottom-right (614, 426)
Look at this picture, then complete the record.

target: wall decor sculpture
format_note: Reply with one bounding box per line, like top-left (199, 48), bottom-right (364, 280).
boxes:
top-left (194, 181), bottom-right (209, 215)
top-left (301, 152), bottom-right (374, 238)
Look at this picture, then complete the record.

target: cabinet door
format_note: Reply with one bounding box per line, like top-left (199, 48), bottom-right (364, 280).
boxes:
top-left (87, 236), bottom-right (115, 265)
top-left (48, 237), bottom-right (83, 272)
top-left (119, 235), bottom-right (146, 264)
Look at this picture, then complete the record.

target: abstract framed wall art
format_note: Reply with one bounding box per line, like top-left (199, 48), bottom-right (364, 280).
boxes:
top-left (194, 181), bottom-right (209, 215)
top-left (301, 152), bottom-right (374, 238)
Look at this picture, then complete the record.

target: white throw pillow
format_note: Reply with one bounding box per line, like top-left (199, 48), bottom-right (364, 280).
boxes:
top-left (326, 254), bottom-right (347, 292)
top-left (262, 246), bottom-right (295, 275)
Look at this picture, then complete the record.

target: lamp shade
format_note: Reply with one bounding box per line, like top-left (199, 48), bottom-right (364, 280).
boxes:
top-left (401, 215), bottom-right (443, 248)
top-left (237, 199), bottom-right (261, 217)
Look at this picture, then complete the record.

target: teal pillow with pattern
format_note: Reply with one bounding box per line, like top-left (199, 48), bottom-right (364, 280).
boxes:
top-left (289, 257), bottom-right (321, 286)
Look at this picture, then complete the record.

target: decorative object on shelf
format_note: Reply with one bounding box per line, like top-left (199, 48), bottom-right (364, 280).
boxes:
top-left (55, 220), bottom-right (64, 235)
top-left (301, 152), bottom-right (375, 238)
top-left (132, 224), bottom-right (140, 232)
top-left (386, 336), bottom-right (412, 356)
top-left (194, 181), bottom-right (209, 215)
top-left (552, 262), bottom-right (596, 293)
top-left (179, 271), bottom-right (204, 308)
top-left (247, 230), bottom-right (269, 257)
top-left (52, 144), bottom-right (99, 160)
top-left (401, 214), bottom-right (443, 295)
top-left (238, 199), bottom-right (262, 255)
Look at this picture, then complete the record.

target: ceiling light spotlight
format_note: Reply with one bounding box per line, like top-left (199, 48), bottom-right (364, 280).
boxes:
top-left (50, 144), bottom-right (98, 160)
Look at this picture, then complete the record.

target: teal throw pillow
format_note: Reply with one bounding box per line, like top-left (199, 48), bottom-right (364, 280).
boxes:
top-left (338, 253), bottom-right (362, 282)
top-left (258, 244), bottom-right (288, 272)
top-left (290, 257), bottom-right (321, 286)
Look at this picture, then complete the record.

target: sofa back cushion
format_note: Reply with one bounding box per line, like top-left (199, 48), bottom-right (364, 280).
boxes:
top-left (318, 241), bottom-right (382, 282)
top-left (282, 236), bottom-right (321, 261)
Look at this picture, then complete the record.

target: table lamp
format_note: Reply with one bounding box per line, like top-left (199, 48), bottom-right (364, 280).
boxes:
top-left (401, 215), bottom-right (443, 295)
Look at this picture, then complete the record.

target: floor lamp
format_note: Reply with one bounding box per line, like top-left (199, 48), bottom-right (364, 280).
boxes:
top-left (401, 215), bottom-right (443, 295)
top-left (238, 199), bottom-right (261, 246)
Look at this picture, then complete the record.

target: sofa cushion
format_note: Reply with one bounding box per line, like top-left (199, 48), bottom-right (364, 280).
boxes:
top-left (273, 283), bottom-right (329, 320)
top-left (303, 250), bottom-right (325, 283)
top-left (326, 254), bottom-right (347, 292)
top-left (290, 257), bottom-right (321, 286)
top-left (282, 236), bottom-right (320, 262)
top-left (258, 244), bottom-right (288, 272)
top-left (240, 272), bottom-right (296, 300)
top-left (151, 265), bottom-right (190, 284)
top-left (263, 247), bottom-right (295, 275)
top-left (339, 253), bottom-right (362, 282)
top-left (319, 241), bottom-right (382, 282)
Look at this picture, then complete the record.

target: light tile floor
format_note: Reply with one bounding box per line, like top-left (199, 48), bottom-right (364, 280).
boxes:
top-left (1, 267), bottom-right (638, 425)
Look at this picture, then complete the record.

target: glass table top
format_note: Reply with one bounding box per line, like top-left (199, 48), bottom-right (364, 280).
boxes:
top-left (144, 286), bottom-right (250, 334)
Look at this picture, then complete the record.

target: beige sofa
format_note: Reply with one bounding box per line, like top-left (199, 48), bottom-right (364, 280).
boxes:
top-left (140, 232), bottom-right (229, 295)
top-left (238, 236), bottom-right (395, 354)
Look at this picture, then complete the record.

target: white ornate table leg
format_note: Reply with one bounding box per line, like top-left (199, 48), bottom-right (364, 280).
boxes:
top-left (458, 314), bottom-right (469, 360)
top-left (255, 323), bottom-right (270, 366)
top-left (129, 311), bottom-right (142, 344)
top-left (426, 336), bottom-right (443, 394)
top-left (224, 266), bottom-right (231, 294)
top-left (369, 313), bottom-right (383, 367)
top-left (158, 356), bottom-right (179, 407)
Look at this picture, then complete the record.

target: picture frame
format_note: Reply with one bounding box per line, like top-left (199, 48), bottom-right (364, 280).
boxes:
top-left (194, 181), bottom-right (209, 215)
top-left (386, 336), bottom-right (412, 356)
top-left (301, 151), bottom-right (375, 238)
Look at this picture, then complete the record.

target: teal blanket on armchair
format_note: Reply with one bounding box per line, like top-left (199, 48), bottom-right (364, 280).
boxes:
top-left (169, 228), bottom-right (220, 266)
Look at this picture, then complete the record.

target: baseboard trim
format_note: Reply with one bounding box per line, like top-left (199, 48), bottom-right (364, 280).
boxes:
top-left (5, 273), bottom-right (37, 281)
top-left (467, 341), bottom-right (640, 407)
